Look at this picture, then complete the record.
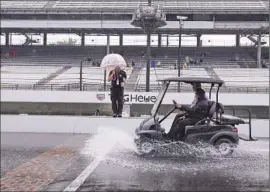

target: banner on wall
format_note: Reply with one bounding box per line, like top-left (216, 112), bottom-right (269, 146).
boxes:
top-left (1, 90), bottom-right (269, 106)
top-left (95, 92), bottom-right (158, 104)
top-left (89, 91), bottom-right (268, 106)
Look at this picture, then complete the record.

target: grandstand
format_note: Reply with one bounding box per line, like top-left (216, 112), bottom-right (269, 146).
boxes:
top-left (1, 65), bottom-right (61, 85)
top-left (0, 0), bottom-right (269, 93)
top-left (1, 0), bottom-right (268, 14)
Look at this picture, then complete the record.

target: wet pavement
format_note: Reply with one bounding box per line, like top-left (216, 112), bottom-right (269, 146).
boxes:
top-left (1, 131), bottom-right (269, 192)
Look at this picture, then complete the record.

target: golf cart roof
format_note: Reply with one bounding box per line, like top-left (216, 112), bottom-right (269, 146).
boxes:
top-left (157, 77), bottom-right (224, 85)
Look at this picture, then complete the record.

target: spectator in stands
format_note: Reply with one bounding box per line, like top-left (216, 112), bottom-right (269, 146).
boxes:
top-left (183, 62), bottom-right (188, 69)
top-left (131, 59), bottom-right (135, 68)
top-left (157, 61), bottom-right (161, 68)
top-left (190, 58), bottom-right (194, 64)
top-left (108, 66), bottom-right (127, 117)
top-left (185, 56), bottom-right (190, 64)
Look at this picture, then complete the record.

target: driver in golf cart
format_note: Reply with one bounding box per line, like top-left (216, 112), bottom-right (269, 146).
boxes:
top-left (166, 87), bottom-right (209, 140)
top-left (170, 83), bottom-right (208, 129)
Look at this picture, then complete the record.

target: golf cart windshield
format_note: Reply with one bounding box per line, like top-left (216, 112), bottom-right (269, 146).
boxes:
top-left (151, 82), bottom-right (169, 117)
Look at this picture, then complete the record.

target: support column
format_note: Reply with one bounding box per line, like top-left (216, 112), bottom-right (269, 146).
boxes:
top-left (257, 33), bottom-right (262, 68)
top-left (104, 34), bottom-right (110, 90)
top-left (166, 34), bottom-right (169, 47)
top-left (158, 33), bottom-right (161, 47)
top-left (119, 33), bottom-right (123, 46)
top-left (43, 33), bottom-right (47, 46)
top-left (5, 32), bottom-right (9, 46)
top-left (81, 32), bottom-right (85, 46)
top-left (146, 32), bottom-right (151, 92)
top-left (119, 33), bottom-right (123, 55)
top-left (197, 34), bottom-right (201, 47)
top-left (107, 34), bottom-right (110, 54)
top-left (177, 24), bottom-right (182, 92)
top-left (236, 34), bottom-right (240, 47)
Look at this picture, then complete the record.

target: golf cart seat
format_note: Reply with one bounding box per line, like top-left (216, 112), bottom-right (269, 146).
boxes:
top-left (184, 101), bottom-right (223, 134)
top-left (210, 102), bottom-right (246, 125)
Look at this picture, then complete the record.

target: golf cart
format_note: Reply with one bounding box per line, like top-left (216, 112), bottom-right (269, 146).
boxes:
top-left (134, 77), bottom-right (257, 157)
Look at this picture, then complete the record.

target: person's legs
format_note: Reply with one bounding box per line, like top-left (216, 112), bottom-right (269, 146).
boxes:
top-left (117, 87), bottom-right (124, 117)
top-left (110, 88), bottom-right (118, 117)
top-left (171, 113), bottom-right (185, 129)
top-left (168, 118), bottom-right (197, 140)
top-left (167, 113), bottom-right (185, 138)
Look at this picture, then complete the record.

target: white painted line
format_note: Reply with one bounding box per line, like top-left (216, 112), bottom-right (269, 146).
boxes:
top-left (63, 143), bottom-right (115, 192)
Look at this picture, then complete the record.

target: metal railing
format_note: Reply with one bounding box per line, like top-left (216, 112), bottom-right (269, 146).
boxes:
top-left (1, 83), bottom-right (269, 93)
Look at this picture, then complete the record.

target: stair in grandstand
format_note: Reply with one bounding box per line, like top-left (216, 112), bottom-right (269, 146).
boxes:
top-left (44, 0), bottom-right (56, 9)
top-left (35, 65), bottom-right (72, 87)
top-left (125, 67), bottom-right (141, 91)
top-left (247, 51), bottom-right (269, 68)
top-left (204, 67), bottom-right (227, 88)
top-left (243, 52), bottom-right (258, 68)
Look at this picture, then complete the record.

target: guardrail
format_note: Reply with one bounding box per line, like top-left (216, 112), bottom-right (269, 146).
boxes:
top-left (1, 83), bottom-right (269, 94)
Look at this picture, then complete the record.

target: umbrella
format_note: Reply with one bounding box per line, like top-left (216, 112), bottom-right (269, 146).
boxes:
top-left (100, 54), bottom-right (127, 70)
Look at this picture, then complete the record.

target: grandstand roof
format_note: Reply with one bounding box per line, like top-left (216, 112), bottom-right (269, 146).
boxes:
top-left (1, 0), bottom-right (269, 15)
top-left (1, 20), bottom-right (268, 34)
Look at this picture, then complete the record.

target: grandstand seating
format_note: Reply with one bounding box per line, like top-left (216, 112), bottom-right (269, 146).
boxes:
top-left (50, 66), bottom-right (132, 91)
top-left (136, 68), bottom-right (210, 91)
top-left (135, 67), bottom-right (269, 92)
top-left (1, 1), bottom-right (48, 9)
top-left (0, 46), bottom-right (268, 92)
top-left (1, 0), bottom-right (268, 14)
top-left (1, 65), bottom-right (132, 91)
top-left (1, 47), bottom-right (106, 66)
top-left (1, 65), bottom-right (61, 85)
top-left (214, 68), bottom-right (269, 87)
top-left (0, 46), bottom-right (259, 68)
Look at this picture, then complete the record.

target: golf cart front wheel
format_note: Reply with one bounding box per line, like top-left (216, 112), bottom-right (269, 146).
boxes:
top-left (136, 138), bottom-right (155, 156)
top-left (214, 138), bottom-right (235, 157)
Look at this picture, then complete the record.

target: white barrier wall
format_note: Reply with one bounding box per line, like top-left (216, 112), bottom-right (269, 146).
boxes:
top-left (1, 90), bottom-right (269, 106)
top-left (1, 115), bottom-right (269, 138)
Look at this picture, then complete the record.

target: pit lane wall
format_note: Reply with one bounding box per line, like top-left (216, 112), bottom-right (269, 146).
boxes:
top-left (1, 90), bottom-right (269, 138)
top-left (1, 90), bottom-right (268, 106)
top-left (1, 114), bottom-right (269, 138)
top-left (1, 90), bottom-right (269, 117)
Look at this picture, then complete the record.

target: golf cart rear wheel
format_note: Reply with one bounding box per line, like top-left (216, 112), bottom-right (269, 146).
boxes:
top-left (214, 138), bottom-right (235, 157)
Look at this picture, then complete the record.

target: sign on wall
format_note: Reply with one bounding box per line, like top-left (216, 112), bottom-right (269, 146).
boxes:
top-left (96, 92), bottom-right (157, 104)
top-left (1, 90), bottom-right (268, 106)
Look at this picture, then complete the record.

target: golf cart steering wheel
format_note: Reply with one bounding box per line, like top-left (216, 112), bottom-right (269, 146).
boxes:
top-left (172, 100), bottom-right (178, 109)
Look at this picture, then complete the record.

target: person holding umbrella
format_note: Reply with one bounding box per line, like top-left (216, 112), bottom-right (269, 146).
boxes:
top-left (101, 54), bottom-right (128, 118)
top-left (108, 66), bottom-right (127, 117)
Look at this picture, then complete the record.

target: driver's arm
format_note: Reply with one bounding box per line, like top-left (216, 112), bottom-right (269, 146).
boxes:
top-left (180, 101), bottom-right (209, 117)
top-left (180, 105), bottom-right (193, 113)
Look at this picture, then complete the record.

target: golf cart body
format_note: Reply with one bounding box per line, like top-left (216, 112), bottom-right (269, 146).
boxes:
top-left (135, 77), bottom-right (257, 156)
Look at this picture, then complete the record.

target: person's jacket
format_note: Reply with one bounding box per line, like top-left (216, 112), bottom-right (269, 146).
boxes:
top-left (109, 70), bottom-right (127, 88)
top-left (190, 94), bottom-right (209, 108)
top-left (180, 97), bottom-right (209, 120)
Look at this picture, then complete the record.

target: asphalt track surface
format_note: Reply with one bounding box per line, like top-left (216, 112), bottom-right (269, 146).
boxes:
top-left (1, 131), bottom-right (269, 192)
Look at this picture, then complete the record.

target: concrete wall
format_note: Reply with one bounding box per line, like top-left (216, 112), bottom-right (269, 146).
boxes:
top-left (1, 115), bottom-right (268, 138)
top-left (2, 90), bottom-right (268, 106)
top-left (1, 90), bottom-right (269, 118)
top-left (1, 102), bottom-right (268, 119)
